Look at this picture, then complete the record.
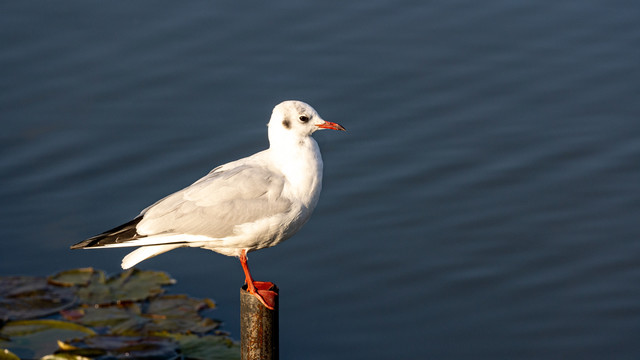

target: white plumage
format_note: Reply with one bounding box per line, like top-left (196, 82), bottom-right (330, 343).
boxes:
top-left (71, 100), bottom-right (345, 309)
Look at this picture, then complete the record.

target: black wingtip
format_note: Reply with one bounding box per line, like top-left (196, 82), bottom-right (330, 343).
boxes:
top-left (71, 216), bottom-right (143, 249)
top-left (70, 240), bottom-right (90, 250)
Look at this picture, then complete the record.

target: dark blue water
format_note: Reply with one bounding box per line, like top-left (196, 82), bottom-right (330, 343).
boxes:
top-left (2, 1), bottom-right (640, 359)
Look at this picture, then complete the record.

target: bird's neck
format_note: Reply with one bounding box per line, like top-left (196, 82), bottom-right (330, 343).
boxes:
top-left (269, 136), bottom-right (323, 208)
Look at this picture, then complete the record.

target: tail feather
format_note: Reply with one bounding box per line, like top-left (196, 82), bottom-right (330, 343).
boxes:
top-left (121, 244), bottom-right (184, 269)
top-left (71, 217), bottom-right (143, 249)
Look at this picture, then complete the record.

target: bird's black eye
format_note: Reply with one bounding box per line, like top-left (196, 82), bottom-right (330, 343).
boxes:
top-left (299, 115), bottom-right (310, 123)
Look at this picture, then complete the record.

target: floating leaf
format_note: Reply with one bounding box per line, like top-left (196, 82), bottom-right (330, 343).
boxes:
top-left (165, 333), bottom-right (240, 360)
top-left (62, 295), bottom-right (219, 335)
top-left (0, 320), bottom-right (95, 359)
top-left (62, 303), bottom-right (145, 332)
top-left (0, 320), bottom-right (95, 337)
top-left (75, 269), bottom-right (175, 305)
top-left (144, 295), bottom-right (219, 334)
top-left (1, 269), bottom-right (235, 359)
top-left (48, 268), bottom-right (98, 287)
top-left (57, 335), bottom-right (179, 359)
top-left (0, 276), bottom-right (75, 321)
top-left (0, 348), bottom-right (20, 360)
top-left (41, 353), bottom-right (92, 360)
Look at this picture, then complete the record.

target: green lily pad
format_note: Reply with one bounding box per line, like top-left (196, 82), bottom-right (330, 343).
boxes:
top-left (0, 348), bottom-right (21, 360)
top-left (143, 294), bottom-right (219, 334)
top-left (48, 268), bottom-right (98, 287)
top-left (61, 303), bottom-right (144, 332)
top-left (62, 295), bottom-right (219, 335)
top-left (0, 320), bottom-right (95, 337)
top-left (75, 268), bottom-right (175, 305)
top-left (57, 335), bottom-right (179, 359)
top-left (1, 268), bottom-right (236, 359)
top-left (0, 276), bottom-right (75, 321)
top-left (41, 354), bottom-right (92, 360)
top-left (62, 303), bottom-right (152, 337)
top-left (0, 320), bottom-right (95, 359)
top-left (165, 333), bottom-right (240, 360)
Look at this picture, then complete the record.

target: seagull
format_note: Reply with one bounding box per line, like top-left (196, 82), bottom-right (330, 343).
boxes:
top-left (71, 100), bottom-right (345, 309)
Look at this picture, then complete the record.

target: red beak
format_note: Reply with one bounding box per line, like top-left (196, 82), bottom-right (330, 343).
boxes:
top-left (316, 121), bottom-right (346, 131)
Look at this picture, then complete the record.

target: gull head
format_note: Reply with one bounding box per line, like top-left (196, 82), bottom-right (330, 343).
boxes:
top-left (268, 101), bottom-right (345, 141)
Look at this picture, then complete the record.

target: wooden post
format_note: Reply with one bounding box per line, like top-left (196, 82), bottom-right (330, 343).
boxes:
top-left (240, 284), bottom-right (279, 360)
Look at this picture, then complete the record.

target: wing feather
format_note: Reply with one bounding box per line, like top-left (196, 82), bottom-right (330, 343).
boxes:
top-left (136, 163), bottom-right (292, 239)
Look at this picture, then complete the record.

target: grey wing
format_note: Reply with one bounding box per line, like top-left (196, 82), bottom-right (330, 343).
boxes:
top-left (136, 164), bottom-right (292, 239)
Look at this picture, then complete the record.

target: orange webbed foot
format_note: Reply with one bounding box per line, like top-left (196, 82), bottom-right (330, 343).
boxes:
top-left (246, 282), bottom-right (277, 310)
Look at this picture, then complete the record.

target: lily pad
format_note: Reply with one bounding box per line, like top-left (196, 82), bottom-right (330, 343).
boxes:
top-left (0, 348), bottom-right (20, 360)
top-left (62, 295), bottom-right (219, 335)
top-left (61, 303), bottom-right (144, 333)
top-left (57, 335), bottom-right (179, 359)
top-left (0, 276), bottom-right (75, 321)
top-left (143, 295), bottom-right (219, 334)
top-left (75, 268), bottom-right (175, 305)
top-left (0, 320), bottom-right (95, 359)
top-left (41, 354), bottom-right (92, 360)
top-left (1, 269), bottom-right (237, 359)
top-left (0, 320), bottom-right (95, 337)
top-left (48, 268), bottom-right (98, 287)
top-left (166, 333), bottom-right (240, 360)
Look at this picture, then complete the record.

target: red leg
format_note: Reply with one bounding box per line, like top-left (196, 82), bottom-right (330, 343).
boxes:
top-left (239, 250), bottom-right (277, 310)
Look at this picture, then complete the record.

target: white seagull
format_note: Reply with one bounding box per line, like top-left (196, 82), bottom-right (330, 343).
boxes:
top-left (71, 100), bottom-right (345, 309)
